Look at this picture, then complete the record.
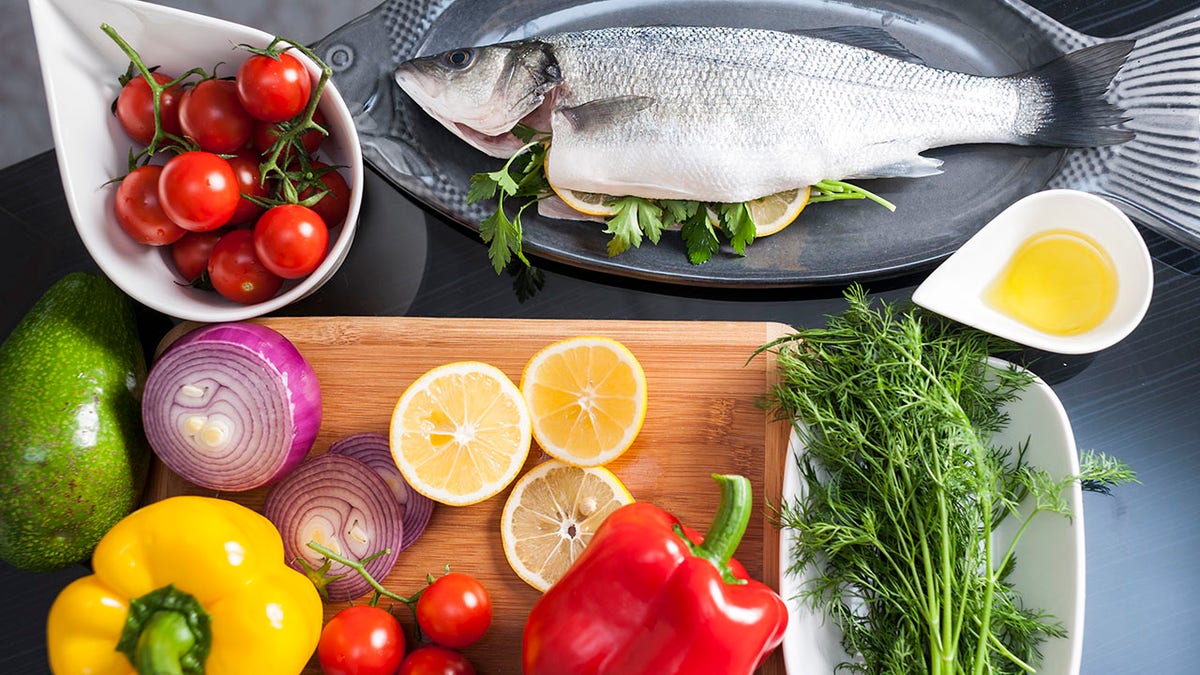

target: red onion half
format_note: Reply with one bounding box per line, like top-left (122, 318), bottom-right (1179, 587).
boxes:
top-left (263, 452), bottom-right (403, 601)
top-left (330, 432), bottom-right (435, 551)
top-left (141, 322), bottom-right (321, 491)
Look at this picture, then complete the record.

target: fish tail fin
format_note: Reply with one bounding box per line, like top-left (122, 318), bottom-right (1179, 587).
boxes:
top-left (1019, 41), bottom-right (1135, 147)
top-left (1050, 11), bottom-right (1200, 252)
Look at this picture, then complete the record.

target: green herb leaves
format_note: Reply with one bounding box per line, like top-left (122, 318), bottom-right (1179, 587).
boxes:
top-left (467, 133), bottom-right (894, 273)
top-left (762, 287), bottom-right (1135, 675)
top-left (467, 126), bottom-right (549, 273)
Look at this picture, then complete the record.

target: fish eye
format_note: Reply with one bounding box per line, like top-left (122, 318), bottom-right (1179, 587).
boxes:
top-left (442, 49), bottom-right (475, 70)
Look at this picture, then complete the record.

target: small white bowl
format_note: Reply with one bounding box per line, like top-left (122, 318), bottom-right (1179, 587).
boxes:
top-left (779, 357), bottom-right (1086, 674)
top-left (29, 0), bottom-right (363, 322)
top-left (912, 189), bottom-right (1152, 354)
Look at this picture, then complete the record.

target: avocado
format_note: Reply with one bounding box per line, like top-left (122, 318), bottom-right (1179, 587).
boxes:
top-left (0, 272), bottom-right (150, 572)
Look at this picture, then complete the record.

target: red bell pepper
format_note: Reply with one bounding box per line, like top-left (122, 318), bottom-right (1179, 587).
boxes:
top-left (522, 474), bottom-right (788, 675)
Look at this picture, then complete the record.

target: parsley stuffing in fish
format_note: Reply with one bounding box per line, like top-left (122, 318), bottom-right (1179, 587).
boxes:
top-left (395, 25), bottom-right (1133, 270)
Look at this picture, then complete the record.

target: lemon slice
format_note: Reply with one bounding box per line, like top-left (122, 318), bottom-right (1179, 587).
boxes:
top-left (746, 187), bottom-right (811, 237)
top-left (550, 180), bottom-right (809, 237)
top-left (500, 459), bottom-right (634, 591)
top-left (390, 361), bottom-right (531, 506)
top-left (548, 183), bottom-right (621, 218)
top-left (520, 336), bottom-right (648, 467)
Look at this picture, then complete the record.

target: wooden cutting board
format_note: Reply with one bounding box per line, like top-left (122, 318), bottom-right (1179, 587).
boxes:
top-left (144, 317), bottom-right (794, 674)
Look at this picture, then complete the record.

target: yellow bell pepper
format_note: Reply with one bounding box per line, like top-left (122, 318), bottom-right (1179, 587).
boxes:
top-left (46, 495), bottom-right (323, 675)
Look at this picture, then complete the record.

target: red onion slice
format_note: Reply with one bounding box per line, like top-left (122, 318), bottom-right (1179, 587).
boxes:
top-left (330, 432), bottom-right (435, 551)
top-left (263, 452), bottom-right (403, 602)
top-left (141, 322), bottom-right (321, 491)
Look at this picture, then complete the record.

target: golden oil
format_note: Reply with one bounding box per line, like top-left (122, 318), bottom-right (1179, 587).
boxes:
top-left (985, 229), bottom-right (1118, 336)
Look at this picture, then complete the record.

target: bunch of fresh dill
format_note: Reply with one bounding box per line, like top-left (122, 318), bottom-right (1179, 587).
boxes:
top-left (761, 286), bottom-right (1135, 675)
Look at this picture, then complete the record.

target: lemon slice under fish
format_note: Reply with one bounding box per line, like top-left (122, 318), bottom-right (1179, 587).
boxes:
top-left (551, 180), bottom-right (810, 238)
top-left (549, 183), bottom-right (622, 218)
top-left (745, 187), bottom-right (811, 237)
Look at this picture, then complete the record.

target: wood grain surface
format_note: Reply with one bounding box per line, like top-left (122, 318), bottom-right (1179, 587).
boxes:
top-left (144, 316), bottom-right (794, 674)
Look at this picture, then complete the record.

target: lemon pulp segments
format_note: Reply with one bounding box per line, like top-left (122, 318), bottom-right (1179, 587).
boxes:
top-left (390, 361), bottom-right (531, 506)
top-left (549, 183), bottom-right (621, 218)
top-left (747, 187), bottom-right (811, 236)
top-left (520, 336), bottom-right (648, 467)
top-left (500, 459), bottom-right (633, 591)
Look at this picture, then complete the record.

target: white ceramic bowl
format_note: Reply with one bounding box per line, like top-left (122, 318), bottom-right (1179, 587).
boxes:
top-left (779, 358), bottom-right (1085, 674)
top-left (912, 189), bottom-right (1152, 354)
top-left (29, 0), bottom-right (363, 322)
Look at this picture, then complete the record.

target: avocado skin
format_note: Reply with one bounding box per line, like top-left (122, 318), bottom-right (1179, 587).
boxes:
top-left (0, 272), bottom-right (150, 572)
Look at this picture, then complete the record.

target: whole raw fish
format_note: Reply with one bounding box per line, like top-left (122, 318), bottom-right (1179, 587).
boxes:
top-left (395, 25), bottom-right (1132, 203)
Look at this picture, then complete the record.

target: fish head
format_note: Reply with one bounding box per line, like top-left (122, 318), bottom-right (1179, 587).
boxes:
top-left (395, 41), bottom-right (561, 157)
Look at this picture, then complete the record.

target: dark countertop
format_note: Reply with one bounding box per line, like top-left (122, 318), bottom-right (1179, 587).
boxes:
top-left (3, 1), bottom-right (1200, 673)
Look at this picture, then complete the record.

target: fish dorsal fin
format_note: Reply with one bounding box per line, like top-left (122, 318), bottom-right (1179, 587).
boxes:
top-left (789, 26), bottom-right (925, 65)
top-left (556, 95), bottom-right (656, 133)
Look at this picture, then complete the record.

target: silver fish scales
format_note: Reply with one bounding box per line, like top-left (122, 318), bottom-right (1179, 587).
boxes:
top-left (397, 25), bottom-right (1131, 203)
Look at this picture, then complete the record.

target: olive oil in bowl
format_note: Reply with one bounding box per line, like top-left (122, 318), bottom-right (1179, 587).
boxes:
top-left (985, 229), bottom-right (1118, 336)
top-left (913, 189), bottom-right (1153, 354)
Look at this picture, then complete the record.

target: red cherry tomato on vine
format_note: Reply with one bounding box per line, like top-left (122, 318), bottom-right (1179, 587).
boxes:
top-left (207, 228), bottom-right (283, 304)
top-left (225, 149), bottom-right (271, 226)
top-left (317, 605), bottom-right (406, 675)
top-left (237, 51), bottom-right (313, 123)
top-left (115, 71), bottom-right (183, 145)
top-left (171, 230), bottom-right (222, 283)
top-left (415, 573), bottom-right (492, 649)
top-left (113, 165), bottom-right (186, 246)
top-left (178, 79), bottom-right (254, 153)
top-left (158, 152), bottom-right (240, 232)
top-left (398, 645), bottom-right (475, 675)
top-left (253, 204), bottom-right (329, 279)
top-left (298, 161), bottom-right (352, 228)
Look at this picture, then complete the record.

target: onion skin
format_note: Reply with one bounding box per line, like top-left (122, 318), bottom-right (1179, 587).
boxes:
top-left (330, 432), bottom-right (435, 551)
top-left (263, 452), bottom-right (403, 601)
top-left (141, 322), bottom-right (321, 491)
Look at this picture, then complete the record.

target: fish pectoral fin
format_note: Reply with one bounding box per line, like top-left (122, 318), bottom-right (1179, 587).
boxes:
top-left (555, 96), bottom-right (656, 132)
top-left (789, 26), bottom-right (925, 65)
top-left (852, 155), bottom-right (945, 179)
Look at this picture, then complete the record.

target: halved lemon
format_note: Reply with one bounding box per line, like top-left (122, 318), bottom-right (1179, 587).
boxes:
top-left (746, 187), bottom-right (811, 237)
top-left (548, 183), bottom-right (621, 218)
top-left (500, 459), bottom-right (634, 591)
top-left (520, 336), bottom-right (648, 467)
top-left (390, 361), bottom-right (531, 506)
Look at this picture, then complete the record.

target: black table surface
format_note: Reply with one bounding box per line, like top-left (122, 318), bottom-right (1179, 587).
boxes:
top-left (3, 1), bottom-right (1200, 673)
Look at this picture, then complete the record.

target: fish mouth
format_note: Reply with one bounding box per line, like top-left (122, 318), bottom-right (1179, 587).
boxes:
top-left (454, 123), bottom-right (528, 157)
top-left (448, 97), bottom-right (555, 158)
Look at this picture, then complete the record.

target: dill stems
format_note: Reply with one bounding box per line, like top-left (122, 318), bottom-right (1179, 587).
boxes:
top-left (764, 287), bottom-right (1132, 675)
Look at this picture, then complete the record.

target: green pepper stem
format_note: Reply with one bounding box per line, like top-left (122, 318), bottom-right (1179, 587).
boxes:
top-left (681, 474), bottom-right (753, 584)
top-left (116, 585), bottom-right (210, 675)
top-left (136, 611), bottom-right (195, 675)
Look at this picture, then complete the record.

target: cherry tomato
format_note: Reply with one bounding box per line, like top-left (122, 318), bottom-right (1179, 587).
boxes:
top-left (398, 645), bottom-right (475, 675)
top-left (415, 573), bottom-right (492, 649)
top-left (112, 165), bottom-right (186, 246)
top-left (298, 161), bottom-right (352, 228)
top-left (317, 605), bottom-right (406, 675)
top-left (236, 51), bottom-right (313, 123)
top-left (225, 149), bottom-right (271, 226)
top-left (251, 107), bottom-right (326, 156)
top-left (178, 79), bottom-right (254, 153)
top-left (158, 151), bottom-right (240, 232)
top-left (115, 71), bottom-right (183, 145)
top-left (253, 204), bottom-right (329, 279)
top-left (171, 230), bottom-right (222, 283)
top-left (207, 228), bottom-right (283, 304)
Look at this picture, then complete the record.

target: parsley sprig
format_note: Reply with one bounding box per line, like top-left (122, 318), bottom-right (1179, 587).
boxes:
top-left (467, 134), bottom-right (896, 272)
